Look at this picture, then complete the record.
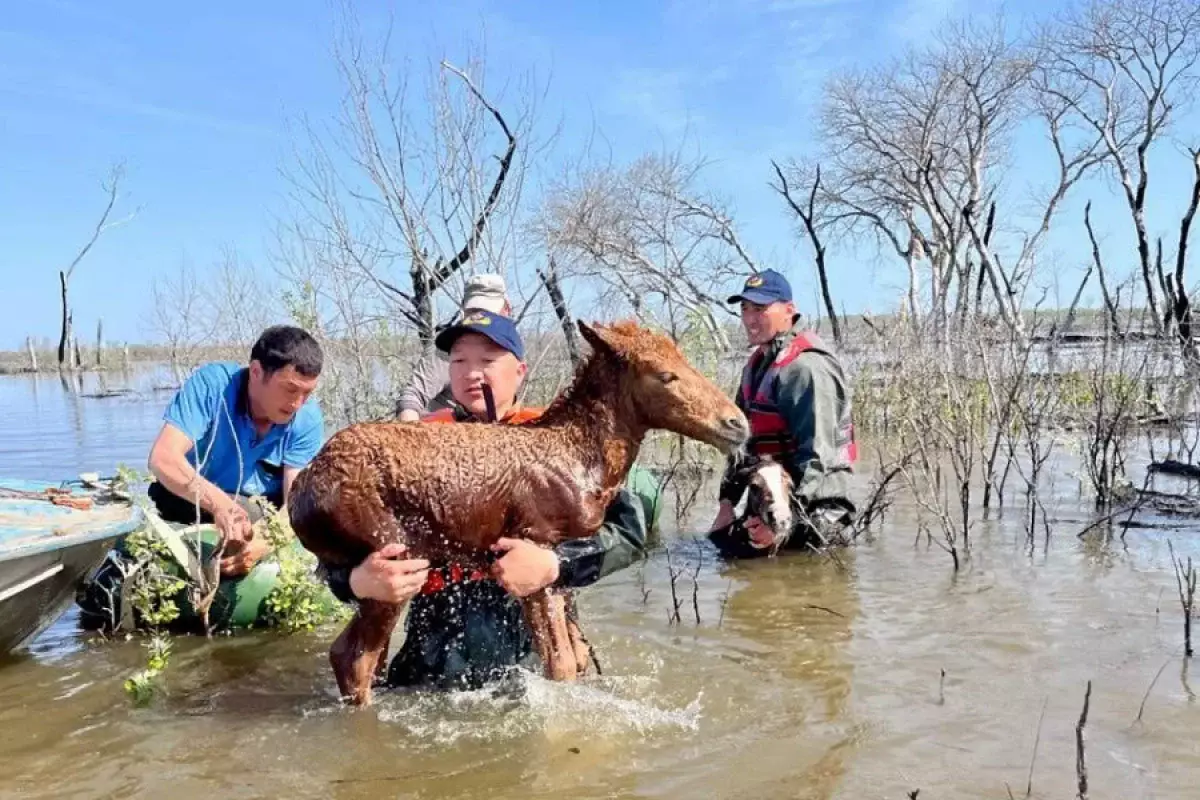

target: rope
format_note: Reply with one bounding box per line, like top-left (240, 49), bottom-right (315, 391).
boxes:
top-left (0, 486), bottom-right (94, 510)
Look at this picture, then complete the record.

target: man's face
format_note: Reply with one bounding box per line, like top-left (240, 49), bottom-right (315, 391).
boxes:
top-left (741, 299), bottom-right (796, 345)
top-left (249, 362), bottom-right (319, 424)
top-left (448, 333), bottom-right (527, 417)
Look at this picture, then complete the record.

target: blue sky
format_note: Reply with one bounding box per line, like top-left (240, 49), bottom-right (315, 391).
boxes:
top-left (1, 0), bottom-right (1196, 349)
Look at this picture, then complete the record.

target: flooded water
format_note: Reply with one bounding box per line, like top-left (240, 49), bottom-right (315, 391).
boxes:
top-left (0, 369), bottom-right (1197, 799)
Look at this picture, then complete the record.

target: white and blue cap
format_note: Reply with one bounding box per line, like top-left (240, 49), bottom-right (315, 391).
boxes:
top-left (726, 269), bottom-right (793, 305)
top-left (434, 309), bottom-right (525, 360)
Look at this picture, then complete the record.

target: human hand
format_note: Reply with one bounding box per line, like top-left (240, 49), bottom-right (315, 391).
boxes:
top-left (490, 538), bottom-right (560, 598)
top-left (214, 502), bottom-right (253, 545)
top-left (744, 516), bottom-right (776, 549)
top-left (398, 409), bottom-right (421, 423)
top-left (708, 501), bottom-right (735, 533)
top-left (349, 544), bottom-right (431, 603)
top-left (220, 536), bottom-right (272, 577)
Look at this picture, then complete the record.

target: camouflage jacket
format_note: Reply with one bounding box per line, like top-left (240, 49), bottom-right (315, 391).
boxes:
top-left (394, 345), bottom-right (457, 416)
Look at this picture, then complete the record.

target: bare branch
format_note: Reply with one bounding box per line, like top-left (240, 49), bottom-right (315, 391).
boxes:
top-left (771, 159), bottom-right (841, 343)
top-left (434, 60), bottom-right (517, 286)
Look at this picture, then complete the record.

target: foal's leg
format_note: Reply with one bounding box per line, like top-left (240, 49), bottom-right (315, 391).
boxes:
top-left (329, 598), bottom-right (403, 706)
top-left (545, 591), bottom-right (577, 681)
top-left (563, 593), bottom-right (594, 677)
top-left (521, 590), bottom-right (578, 682)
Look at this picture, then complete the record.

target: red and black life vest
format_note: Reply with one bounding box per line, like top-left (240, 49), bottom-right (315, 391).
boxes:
top-left (738, 331), bottom-right (857, 465)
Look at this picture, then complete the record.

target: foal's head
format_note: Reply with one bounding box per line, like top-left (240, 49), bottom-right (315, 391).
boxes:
top-left (738, 456), bottom-right (795, 549)
top-left (577, 320), bottom-right (749, 453)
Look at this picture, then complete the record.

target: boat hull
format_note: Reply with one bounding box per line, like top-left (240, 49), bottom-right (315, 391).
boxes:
top-left (0, 536), bottom-right (120, 654)
top-left (0, 478), bottom-right (144, 657)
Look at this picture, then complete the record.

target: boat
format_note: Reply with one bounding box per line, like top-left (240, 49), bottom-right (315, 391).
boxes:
top-left (0, 477), bottom-right (144, 656)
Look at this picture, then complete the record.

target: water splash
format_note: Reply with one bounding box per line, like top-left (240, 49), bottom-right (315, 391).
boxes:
top-left (372, 669), bottom-right (703, 748)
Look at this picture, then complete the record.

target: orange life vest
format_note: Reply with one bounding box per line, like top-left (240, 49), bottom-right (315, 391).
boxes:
top-left (415, 403), bottom-right (546, 593)
top-left (738, 331), bottom-right (857, 465)
top-left (421, 405), bottom-right (544, 425)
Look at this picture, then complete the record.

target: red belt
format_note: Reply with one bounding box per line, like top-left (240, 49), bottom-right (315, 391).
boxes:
top-left (420, 563), bottom-right (490, 595)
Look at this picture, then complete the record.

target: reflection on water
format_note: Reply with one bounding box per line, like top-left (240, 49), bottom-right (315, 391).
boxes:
top-left (0, 370), bottom-right (1198, 799)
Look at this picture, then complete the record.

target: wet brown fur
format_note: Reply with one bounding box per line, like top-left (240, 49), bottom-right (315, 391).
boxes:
top-left (288, 320), bottom-right (749, 705)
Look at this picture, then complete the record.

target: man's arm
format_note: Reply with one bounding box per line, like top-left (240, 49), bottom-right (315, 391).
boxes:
top-left (774, 354), bottom-right (854, 512)
top-left (397, 348), bottom-right (449, 421)
top-left (552, 487), bottom-right (648, 589)
top-left (283, 467), bottom-right (300, 505)
top-left (717, 455), bottom-right (746, 506)
top-left (148, 423), bottom-right (240, 518)
top-left (281, 404), bottom-right (325, 505)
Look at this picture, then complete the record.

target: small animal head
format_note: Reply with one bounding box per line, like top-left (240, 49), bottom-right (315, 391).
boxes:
top-left (734, 455), bottom-right (794, 550)
top-left (578, 320), bottom-right (749, 453)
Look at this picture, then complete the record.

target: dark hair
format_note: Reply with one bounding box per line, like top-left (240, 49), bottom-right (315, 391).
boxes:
top-left (250, 325), bottom-right (323, 378)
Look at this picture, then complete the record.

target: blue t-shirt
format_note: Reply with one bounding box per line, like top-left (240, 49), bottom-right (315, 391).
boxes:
top-left (162, 362), bottom-right (325, 500)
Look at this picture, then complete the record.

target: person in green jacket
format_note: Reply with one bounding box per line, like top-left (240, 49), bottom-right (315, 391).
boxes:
top-left (320, 311), bottom-right (659, 691)
top-left (708, 269), bottom-right (857, 559)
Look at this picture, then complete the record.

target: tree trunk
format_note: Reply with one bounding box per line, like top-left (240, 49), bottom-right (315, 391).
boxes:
top-left (410, 260), bottom-right (436, 347)
top-left (813, 241), bottom-right (840, 345)
top-left (905, 249), bottom-right (921, 332)
top-left (26, 337), bottom-right (37, 372)
top-left (95, 318), bottom-right (104, 368)
top-left (57, 271), bottom-right (71, 369)
top-left (538, 258), bottom-right (582, 368)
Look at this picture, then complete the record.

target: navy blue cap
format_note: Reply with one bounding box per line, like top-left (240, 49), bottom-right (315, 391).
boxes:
top-left (434, 309), bottom-right (525, 360)
top-left (726, 269), bottom-right (793, 305)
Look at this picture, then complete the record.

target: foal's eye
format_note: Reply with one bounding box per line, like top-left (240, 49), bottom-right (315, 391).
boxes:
top-left (657, 372), bottom-right (678, 384)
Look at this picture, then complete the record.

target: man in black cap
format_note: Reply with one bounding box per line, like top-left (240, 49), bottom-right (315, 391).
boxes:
top-left (708, 269), bottom-right (857, 558)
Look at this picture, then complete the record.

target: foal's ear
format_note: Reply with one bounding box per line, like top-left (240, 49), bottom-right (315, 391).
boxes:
top-left (578, 320), bottom-right (627, 359)
top-left (730, 453), bottom-right (762, 482)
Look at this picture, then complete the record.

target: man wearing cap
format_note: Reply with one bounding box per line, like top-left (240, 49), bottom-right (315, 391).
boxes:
top-left (708, 269), bottom-right (857, 558)
top-left (319, 309), bottom-right (658, 691)
top-left (396, 274), bottom-right (512, 422)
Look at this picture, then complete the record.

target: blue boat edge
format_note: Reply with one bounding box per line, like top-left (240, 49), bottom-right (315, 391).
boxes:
top-left (0, 477), bottom-right (147, 656)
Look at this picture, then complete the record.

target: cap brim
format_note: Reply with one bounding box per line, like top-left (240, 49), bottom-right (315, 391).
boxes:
top-left (727, 289), bottom-right (783, 305)
top-left (434, 325), bottom-right (469, 353)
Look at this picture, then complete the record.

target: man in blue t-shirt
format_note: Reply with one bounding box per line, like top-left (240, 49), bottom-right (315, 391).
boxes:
top-left (146, 325), bottom-right (325, 577)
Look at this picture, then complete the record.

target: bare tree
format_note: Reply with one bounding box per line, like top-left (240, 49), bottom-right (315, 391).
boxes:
top-left (781, 16), bottom-right (1032, 338)
top-left (57, 163), bottom-right (136, 370)
top-left (144, 258), bottom-right (220, 385)
top-left (207, 246), bottom-right (280, 350)
top-left (276, 7), bottom-right (542, 423)
top-left (774, 13), bottom-right (1118, 344)
top-left (543, 149), bottom-right (758, 352)
top-left (1036, 0), bottom-right (1200, 333)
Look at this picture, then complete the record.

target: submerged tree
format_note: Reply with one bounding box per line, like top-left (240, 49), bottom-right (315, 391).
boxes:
top-left (57, 163), bottom-right (136, 370)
